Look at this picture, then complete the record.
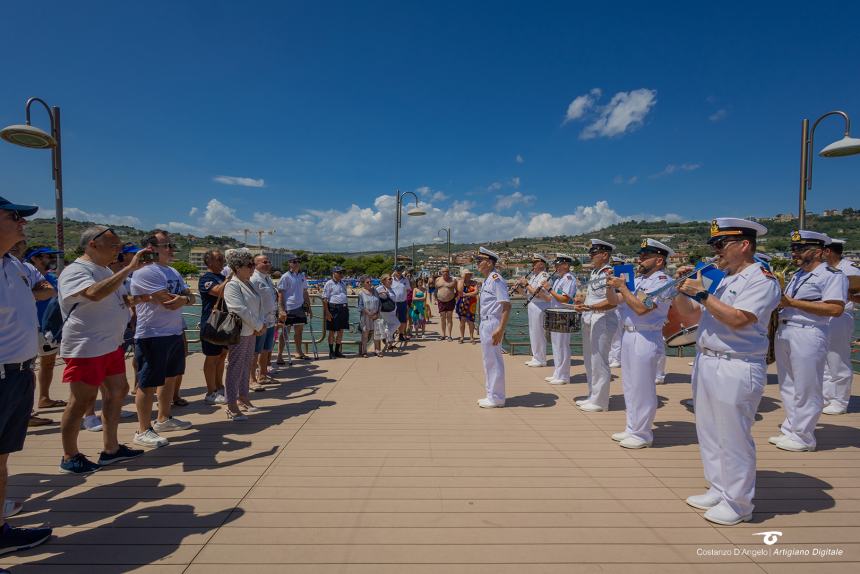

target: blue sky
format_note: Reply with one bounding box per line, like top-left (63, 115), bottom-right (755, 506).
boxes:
top-left (2, 1), bottom-right (858, 250)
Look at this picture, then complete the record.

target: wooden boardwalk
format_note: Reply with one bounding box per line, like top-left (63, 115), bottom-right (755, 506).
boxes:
top-left (4, 325), bottom-right (859, 573)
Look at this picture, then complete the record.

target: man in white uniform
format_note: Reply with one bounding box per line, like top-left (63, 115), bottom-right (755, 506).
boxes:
top-left (543, 254), bottom-right (577, 385)
top-left (771, 230), bottom-right (846, 452)
top-left (476, 247), bottom-right (511, 408)
top-left (575, 239), bottom-right (619, 412)
top-left (608, 257), bottom-right (624, 369)
top-left (673, 218), bottom-right (781, 526)
top-left (518, 255), bottom-right (551, 367)
top-left (606, 239), bottom-right (673, 448)
top-left (821, 238), bottom-right (860, 415)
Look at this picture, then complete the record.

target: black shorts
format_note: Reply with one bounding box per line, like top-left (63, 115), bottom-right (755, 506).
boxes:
top-left (395, 301), bottom-right (408, 324)
top-left (285, 306), bottom-right (307, 325)
top-left (326, 304), bottom-right (349, 331)
top-left (0, 363), bottom-right (35, 454)
top-left (135, 334), bottom-right (186, 388)
top-left (201, 338), bottom-right (227, 357)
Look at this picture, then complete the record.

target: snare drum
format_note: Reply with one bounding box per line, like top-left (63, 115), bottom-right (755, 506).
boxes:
top-left (544, 308), bottom-right (582, 333)
top-left (662, 303), bottom-right (700, 348)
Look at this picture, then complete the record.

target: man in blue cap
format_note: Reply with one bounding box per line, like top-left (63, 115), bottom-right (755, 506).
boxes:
top-left (25, 246), bottom-right (65, 412)
top-left (0, 196), bottom-right (53, 556)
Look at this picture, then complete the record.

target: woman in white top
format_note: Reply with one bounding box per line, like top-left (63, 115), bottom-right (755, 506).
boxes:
top-left (376, 274), bottom-right (400, 351)
top-left (356, 275), bottom-right (381, 357)
top-left (223, 249), bottom-right (265, 421)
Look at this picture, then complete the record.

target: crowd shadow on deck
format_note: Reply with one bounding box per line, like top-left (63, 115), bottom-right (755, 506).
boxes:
top-left (751, 470), bottom-right (835, 522)
top-left (652, 420), bottom-right (698, 447)
top-left (505, 392), bottom-right (558, 408)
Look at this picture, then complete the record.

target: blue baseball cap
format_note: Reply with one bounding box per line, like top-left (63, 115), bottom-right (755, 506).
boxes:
top-left (0, 196), bottom-right (39, 217)
top-left (24, 247), bottom-right (63, 260)
top-left (332, 265), bottom-right (345, 273)
top-left (121, 243), bottom-right (141, 254)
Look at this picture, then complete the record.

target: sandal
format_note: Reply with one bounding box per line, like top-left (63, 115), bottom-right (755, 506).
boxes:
top-left (251, 384), bottom-right (266, 392)
top-left (226, 409), bottom-right (247, 421)
top-left (172, 398), bottom-right (189, 407)
top-left (38, 399), bottom-right (67, 409)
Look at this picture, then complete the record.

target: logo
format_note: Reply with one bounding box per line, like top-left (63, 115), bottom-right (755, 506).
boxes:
top-left (791, 230), bottom-right (802, 242)
top-left (753, 531), bottom-right (783, 545)
top-left (710, 219), bottom-right (719, 236)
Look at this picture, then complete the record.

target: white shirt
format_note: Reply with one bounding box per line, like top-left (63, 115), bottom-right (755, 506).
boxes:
top-left (0, 255), bottom-right (38, 363)
top-left (698, 261), bottom-right (781, 359)
top-left (527, 270), bottom-right (552, 310)
top-left (780, 262), bottom-right (847, 327)
top-left (479, 270), bottom-right (510, 319)
top-left (322, 279), bottom-right (348, 304)
top-left (619, 270), bottom-right (672, 331)
top-left (550, 273), bottom-right (577, 308)
top-left (131, 264), bottom-right (189, 338)
top-left (278, 271), bottom-right (308, 311)
top-left (58, 258), bottom-right (131, 358)
top-left (23, 261), bottom-right (46, 288)
top-left (834, 258), bottom-right (860, 317)
top-left (391, 275), bottom-right (410, 302)
top-left (250, 270), bottom-right (278, 327)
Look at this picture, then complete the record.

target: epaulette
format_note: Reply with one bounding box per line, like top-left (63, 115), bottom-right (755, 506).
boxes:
top-left (852, 262), bottom-right (860, 269)
top-left (491, 272), bottom-right (500, 280)
top-left (657, 274), bottom-right (668, 280)
top-left (826, 266), bottom-right (843, 274)
top-left (761, 267), bottom-right (776, 280)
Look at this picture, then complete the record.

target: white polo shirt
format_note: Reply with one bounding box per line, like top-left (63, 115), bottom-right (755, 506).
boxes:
top-left (278, 271), bottom-right (308, 311)
top-left (391, 275), bottom-right (410, 302)
top-left (322, 279), bottom-right (348, 305)
top-left (0, 254), bottom-right (38, 363)
top-left (251, 270), bottom-right (278, 327)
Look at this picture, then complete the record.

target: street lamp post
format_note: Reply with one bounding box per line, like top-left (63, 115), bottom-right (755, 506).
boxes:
top-left (797, 110), bottom-right (860, 229)
top-left (1, 97), bottom-right (65, 270)
top-left (394, 190), bottom-right (425, 265)
top-left (437, 227), bottom-right (451, 264)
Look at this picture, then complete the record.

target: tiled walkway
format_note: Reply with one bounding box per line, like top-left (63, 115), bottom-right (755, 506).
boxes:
top-left (4, 326), bottom-right (858, 573)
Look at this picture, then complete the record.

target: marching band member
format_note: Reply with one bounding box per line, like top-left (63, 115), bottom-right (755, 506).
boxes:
top-left (771, 230), bottom-right (847, 451)
top-left (822, 238), bottom-right (860, 416)
top-left (519, 254), bottom-right (551, 367)
top-left (673, 218), bottom-right (780, 525)
top-left (605, 239), bottom-right (673, 448)
top-left (575, 240), bottom-right (618, 412)
top-left (608, 257), bottom-right (624, 369)
top-left (476, 247), bottom-right (511, 408)
top-left (543, 254), bottom-right (577, 385)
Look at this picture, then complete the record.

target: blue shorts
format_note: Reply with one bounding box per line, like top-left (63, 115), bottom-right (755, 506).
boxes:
top-left (395, 301), bottom-right (408, 323)
top-left (255, 326), bottom-right (276, 353)
top-left (0, 363), bottom-right (35, 454)
top-left (135, 334), bottom-right (186, 389)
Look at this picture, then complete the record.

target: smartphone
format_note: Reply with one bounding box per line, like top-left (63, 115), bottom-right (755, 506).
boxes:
top-left (139, 251), bottom-right (159, 263)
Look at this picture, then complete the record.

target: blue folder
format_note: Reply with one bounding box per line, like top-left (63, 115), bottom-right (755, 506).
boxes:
top-left (612, 264), bottom-right (636, 292)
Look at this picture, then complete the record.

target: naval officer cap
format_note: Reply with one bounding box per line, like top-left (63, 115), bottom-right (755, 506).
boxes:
top-left (331, 265), bottom-right (345, 273)
top-left (477, 246), bottom-right (499, 262)
top-left (639, 238), bottom-right (675, 257)
top-left (824, 236), bottom-right (845, 246)
top-left (708, 217), bottom-right (768, 244)
top-left (789, 229), bottom-right (829, 247)
top-left (531, 253), bottom-right (549, 265)
top-left (588, 239), bottom-right (615, 253)
top-left (554, 252), bottom-right (574, 264)
top-left (755, 252), bottom-right (773, 262)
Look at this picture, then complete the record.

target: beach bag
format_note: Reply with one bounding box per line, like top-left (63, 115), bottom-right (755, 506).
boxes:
top-left (201, 280), bottom-right (242, 346)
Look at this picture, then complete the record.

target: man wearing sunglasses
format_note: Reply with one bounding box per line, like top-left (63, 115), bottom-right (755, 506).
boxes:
top-left (671, 218), bottom-right (781, 525)
top-left (277, 254), bottom-right (312, 362)
top-left (770, 230), bottom-right (846, 453)
top-left (0, 195), bottom-right (53, 556)
top-left (130, 230), bottom-right (196, 448)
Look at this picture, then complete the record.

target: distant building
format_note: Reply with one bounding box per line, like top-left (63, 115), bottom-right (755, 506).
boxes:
top-left (188, 247), bottom-right (209, 272)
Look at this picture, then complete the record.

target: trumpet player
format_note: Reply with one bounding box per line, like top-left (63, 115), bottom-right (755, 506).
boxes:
top-left (518, 254), bottom-right (551, 367)
top-left (605, 239), bottom-right (673, 448)
top-left (673, 218), bottom-right (780, 526)
top-left (574, 239), bottom-right (618, 412)
top-left (543, 254), bottom-right (577, 385)
top-left (822, 238), bottom-right (860, 416)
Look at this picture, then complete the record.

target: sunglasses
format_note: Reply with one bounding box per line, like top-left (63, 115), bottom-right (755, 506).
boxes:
top-left (4, 210), bottom-right (25, 222)
top-left (790, 244), bottom-right (816, 253)
top-left (154, 242), bottom-right (178, 250)
top-left (91, 227), bottom-right (116, 242)
top-left (711, 237), bottom-right (742, 250)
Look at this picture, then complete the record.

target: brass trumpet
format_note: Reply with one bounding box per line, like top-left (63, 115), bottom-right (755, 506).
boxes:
top-left (640, 258), bottom-right (718, 309)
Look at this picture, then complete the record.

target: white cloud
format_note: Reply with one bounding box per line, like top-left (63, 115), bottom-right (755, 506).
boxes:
top-left (511, 176), bottom-right (521, 189)
top-left (628, 175), bottom-right (639, 184)
top-left (651, 163), bottom-right (702, 178)
top-left (494, 191), bottom-right (536, 211)
top-left (416, 186), bottom-right (449, 202)
top-left (613, 175), bottom-right (639, 185)
top-left (487, 181), bottom-right (503, 192)
top-left (579, 88), bottom-right (657, 140)
top-left (213, 175), bottom-right (266, 188)
top-left (515, 154), bottom-right (524, 164)
top-left (38, 207), bottom-right (142, 228)
top-left (189, 207), bottom-right (199, 216)
top-left (563, 88), bottom-right (602, 124)
top-left (709, 109), bottom-right (728, 122)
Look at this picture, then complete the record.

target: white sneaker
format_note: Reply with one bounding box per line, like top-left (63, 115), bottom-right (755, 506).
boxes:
top-left (655, 378), bottom-right (665, 385)
top-left (205, 392), bottom-right (227, 405)
top-left (544, 376), bottom-right (555, 382)
top-left (133, 428), bottom-right (168, 448)
top-left (619, 436), bottom-right (651, 449)
top-left (3, 499), bottom-right (23, 518)
top-left (686, 491), bottom-right (722, 510)
top-left (578, 402), bottom-right (604, 412)
top-left (608, 361), bottom-right (621, 368)
top-left (524, 359), bottom-right (546, 367)
top-left (822, 403), bottom-right (846, 415)
top-left (703, 502), bottom-right (751, 526)
top-left (120, 409), bottom-right (136, 419)
top-left (611, 431), bottom-right (630, 442)
top-left (767, 435), bottom-right (785, 445)
top-left (82, 415), bottom-right (103, 432)
top-left (547, 378), bottom-right (568, 385)
top-left (776, 437), bottom-right (815, 452)
top-left (574, 398), bottom-right (589, 406)
top-left (152, 417), bottom-right (192, 433)
top-left (477, 398), bottom-right (505, 408)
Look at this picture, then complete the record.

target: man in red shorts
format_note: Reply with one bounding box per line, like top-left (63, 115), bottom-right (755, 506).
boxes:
top-left (435, 266), bottom-right (458, 340)
top-left (56, 226), bottom-right (150, 474)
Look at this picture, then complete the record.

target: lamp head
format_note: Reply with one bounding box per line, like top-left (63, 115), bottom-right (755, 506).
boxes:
top-left (407, 206), bottom-right (426, 216)
top-left (819, 135), bottom-right (860, 157)
top-left (0, 124), bottom-right (56, 149)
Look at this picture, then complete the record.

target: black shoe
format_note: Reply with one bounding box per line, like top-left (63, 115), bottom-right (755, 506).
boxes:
top-left (98, 444), bottom-right (145, 466)
top-left (0, 522), bottom-right (52, 557)
top-left (59, 453), bottom-right (100, 475)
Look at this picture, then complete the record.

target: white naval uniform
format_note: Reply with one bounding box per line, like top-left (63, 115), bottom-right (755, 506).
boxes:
top-left (776, 263), bottom-right (847, 448)
top-left (582, 265), bottom-right (619, 409)
top-left (693, 261), bottom-right (780, 517)
top-left (480, 270), bottom-right (510, 404)
top-left (608, 309), bottom-right (622, 365)
top-left (823, 258), bottom-right (860, 410)
top-left (618, 270), bottom-right (671, 442)
top-left (548, 273), bottom-right (577, 383)
top-left (526, 271), bottom-right (551, 364)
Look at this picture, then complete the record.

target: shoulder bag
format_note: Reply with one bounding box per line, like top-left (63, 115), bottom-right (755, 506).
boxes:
top-left (201, 278), bottom-right (243, 346)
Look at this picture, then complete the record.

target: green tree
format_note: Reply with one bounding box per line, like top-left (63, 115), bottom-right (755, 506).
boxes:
top-left (171, 260), bottom-right (199, 276)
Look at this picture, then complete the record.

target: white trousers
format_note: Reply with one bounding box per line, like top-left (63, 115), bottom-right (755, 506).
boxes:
top-left (823, 314), bottom-right (854, 409)
top-left (527, 303), bottom-right (547, 363)
top-left (620, 329), bottom-right (662, 442)
top-left (582, 312), bottom-right (618, 409)
top-left (550, 331), bottom-right (571, 382)
top-left (608, 315), bottom-right (622, 364)
top-left (656, 351), bottom-right (666, 382)
top-left (694, 353), bottom-right (765, 517)
top-left (775, 324), bottom-right (827, 448)
top-left (480, 317), bottom-right (506, 403)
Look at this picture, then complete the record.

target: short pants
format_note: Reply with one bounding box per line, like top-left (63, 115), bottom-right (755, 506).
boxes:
top-left (62, 346), bottom-right (126, 387)
top-left (135, 334), bottom-right (186, 389)
top-left (255, 326), bottom-right (276, 353)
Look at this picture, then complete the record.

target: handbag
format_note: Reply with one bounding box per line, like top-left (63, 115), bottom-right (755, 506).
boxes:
top-left (201, 279), bottom-right (243, 346)
top-left (379, 292), bottom-right (396, 313)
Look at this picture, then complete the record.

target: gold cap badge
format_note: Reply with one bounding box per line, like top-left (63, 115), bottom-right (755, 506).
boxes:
top-left (710, 220), bottom-right (719, 236)
top-left (791, 230), bottom-right (801, 242)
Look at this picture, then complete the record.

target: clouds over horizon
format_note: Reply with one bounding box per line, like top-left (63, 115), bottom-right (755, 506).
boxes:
top-left (213, 175), bottom-right (266, 188)
top-left (563, 88), bottom-right (657, 140)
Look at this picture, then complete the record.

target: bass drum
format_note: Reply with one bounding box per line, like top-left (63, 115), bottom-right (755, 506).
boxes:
top-left (544, 309), bottom-right (582, 333)
top-left (662, 303), bottom-right (701, 348)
